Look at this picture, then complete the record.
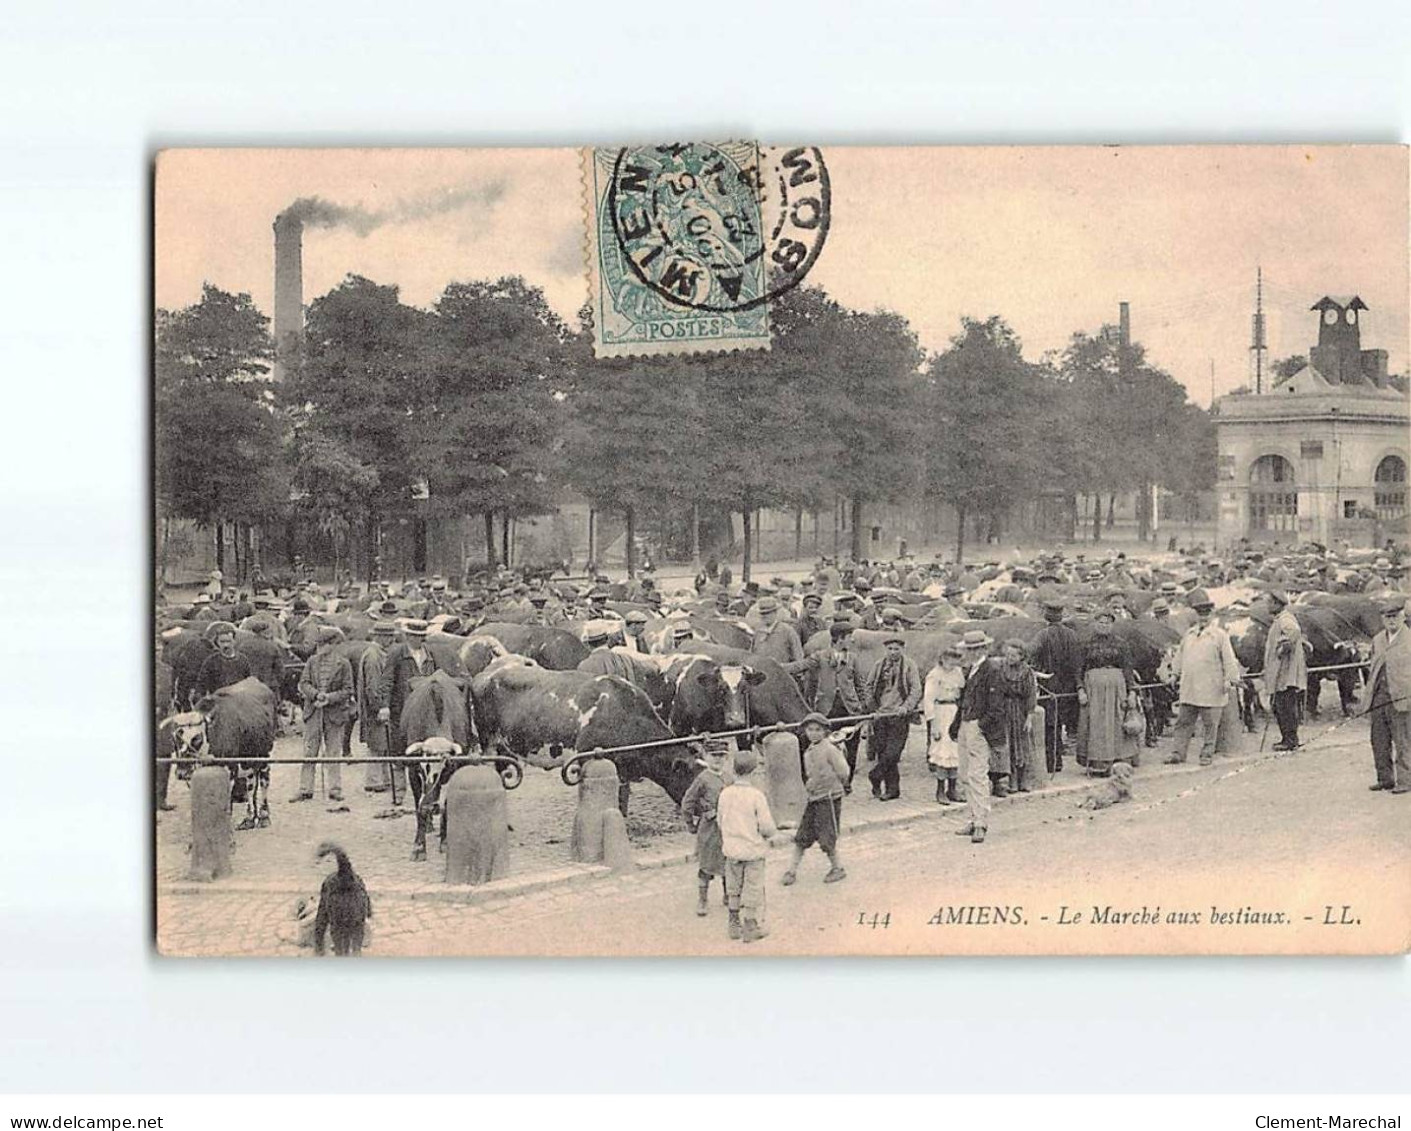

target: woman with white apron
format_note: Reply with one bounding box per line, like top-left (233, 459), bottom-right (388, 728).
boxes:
top-left (923, 645), bottom-right (967, 804)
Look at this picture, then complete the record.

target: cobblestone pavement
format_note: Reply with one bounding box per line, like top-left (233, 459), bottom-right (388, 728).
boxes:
top-left (155, 705), bottom-right (1406, 957)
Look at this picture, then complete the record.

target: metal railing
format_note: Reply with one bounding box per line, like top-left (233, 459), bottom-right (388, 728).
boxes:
top-left (156, 711), bottom-right (909, 787)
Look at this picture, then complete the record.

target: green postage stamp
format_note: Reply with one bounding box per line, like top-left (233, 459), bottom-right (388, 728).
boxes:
top-left (584, 142), bottom-right (830, 357)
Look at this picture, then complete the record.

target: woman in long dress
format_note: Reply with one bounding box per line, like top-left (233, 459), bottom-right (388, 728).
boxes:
top-left (923, 645), bottom-right (966, 804)
top-left (1076, 610), bottom-right (1140, 775)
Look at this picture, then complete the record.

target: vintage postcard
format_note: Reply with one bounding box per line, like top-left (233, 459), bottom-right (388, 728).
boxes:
top-left (153, 144), bottom-right (1410, 957)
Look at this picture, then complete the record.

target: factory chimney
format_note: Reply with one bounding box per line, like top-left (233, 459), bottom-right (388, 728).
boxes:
top-left (272, 211), bottom-right (304, 381)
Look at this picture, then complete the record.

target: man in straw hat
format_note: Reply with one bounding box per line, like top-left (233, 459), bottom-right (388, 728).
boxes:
top-left (952, 628), bottom-right (1003, 843)
top-left (373, 618), bottom-right (438, 774)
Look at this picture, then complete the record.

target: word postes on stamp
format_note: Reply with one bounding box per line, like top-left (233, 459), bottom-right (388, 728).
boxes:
top-left (585, 142), bottom-right (829, 357)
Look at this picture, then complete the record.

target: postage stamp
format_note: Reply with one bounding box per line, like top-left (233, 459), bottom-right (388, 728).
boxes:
top-left (584, 142), bottom-right (830, 356)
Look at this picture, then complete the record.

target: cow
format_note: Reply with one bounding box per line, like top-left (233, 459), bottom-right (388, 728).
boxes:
top-left (668, 642), bottom-right (810, 738)
top-left (1296, 592), bottom-right (1385, 638)
top-left (609, 647), bottom-right (677, 717)
top-left (399, 670), bottom-right (476, 861)
top-left (160, 675), bottom-right (278, 830)
top-left (471, 622), bottom-right (589, 670)
top-left (470, 659), bottom-right (698, 814)
top-left (1225, 598), bottom-right (1367, 723)
top-left (459, 634), bottom-right (512, 678)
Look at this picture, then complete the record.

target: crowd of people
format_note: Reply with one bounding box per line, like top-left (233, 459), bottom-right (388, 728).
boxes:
top-left (159, 535), bottom-right (1411, 943)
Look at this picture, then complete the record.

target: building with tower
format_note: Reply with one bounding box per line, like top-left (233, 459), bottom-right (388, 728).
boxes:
top-left (1213, 294), bottom-right (1409, 549)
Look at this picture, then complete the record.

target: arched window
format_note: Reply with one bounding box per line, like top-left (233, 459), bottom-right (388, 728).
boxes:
top-left (1375, 455), bottom-right (1407, 520)
top-left (1249, 454), bottom-right (1298, 533)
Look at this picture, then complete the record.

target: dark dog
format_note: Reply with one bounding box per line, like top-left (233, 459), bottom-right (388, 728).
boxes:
top-left (313, 842), bottom-right (372, 956)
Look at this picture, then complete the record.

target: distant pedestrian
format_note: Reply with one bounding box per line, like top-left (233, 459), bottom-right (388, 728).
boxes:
top-left (717, 747), bottom-right (781, 943)
top-left (1262, 589), bottom-right (1306, 751)
top-left (781, 713), bottom-right (849, 886)
top-left (680, 738), bottom-right (732, 916)
top-left (1367, 595), bottom-right (1411, 793)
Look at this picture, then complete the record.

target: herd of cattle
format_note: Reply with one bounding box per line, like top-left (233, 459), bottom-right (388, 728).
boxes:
top-left (155, 575), bottom-right (1391, 862)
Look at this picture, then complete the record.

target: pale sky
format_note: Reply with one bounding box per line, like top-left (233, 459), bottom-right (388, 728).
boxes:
top-left (155, 145), bottom-right (1408, 406)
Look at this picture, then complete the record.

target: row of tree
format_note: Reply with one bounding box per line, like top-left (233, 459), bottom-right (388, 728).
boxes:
top-left (155, 276), bottom-right (1216, 583)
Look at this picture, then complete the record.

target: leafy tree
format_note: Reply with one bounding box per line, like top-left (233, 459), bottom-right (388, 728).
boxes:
top-left (773, 289), bottom-right (925, 561)
top-left (155, 285), bottom-right (283, 578)
top-left (565, 341), bottom-right (707, 576)
top-left (295, 275), bottom-right (428, 580)
top-left (422, 277), bottom-right (571, 572)
top-left (924, 316), bottom-right (1051, 562)
top-left (1272, 354), bottom-right (1307, 381)
top-left (285, 417), bottom-right (380, 578)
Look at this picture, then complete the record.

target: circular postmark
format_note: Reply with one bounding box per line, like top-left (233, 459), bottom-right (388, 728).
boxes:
top-left (607, 142), bottom-right (829, 314)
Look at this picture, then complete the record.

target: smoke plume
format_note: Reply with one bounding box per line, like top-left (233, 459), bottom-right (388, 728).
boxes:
top-left (276, 180), bottom-right (507, 236)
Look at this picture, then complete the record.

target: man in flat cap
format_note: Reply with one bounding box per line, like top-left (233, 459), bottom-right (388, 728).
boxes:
top-left (622, 609), bottom-right (652, 654)
top-left (863, 634), bottom-right (921, 802)
top-left (1262, 589), bottom-right (1306, 752)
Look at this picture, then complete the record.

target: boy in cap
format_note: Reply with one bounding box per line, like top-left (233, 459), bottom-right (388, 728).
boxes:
top-left (679, 737), bottom-right (732, 916)
top-left (781, 713), bottom-right (849, 886)
top-left (716, 746), bottom-right (782, 942)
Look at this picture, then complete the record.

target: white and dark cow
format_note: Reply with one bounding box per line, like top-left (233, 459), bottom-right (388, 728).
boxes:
top-left (471, 658), bottom-right (698, 813)
top-left (666, 643), bottom-right (810, 741)
top-left (159, 675), bottom-right (278, 830)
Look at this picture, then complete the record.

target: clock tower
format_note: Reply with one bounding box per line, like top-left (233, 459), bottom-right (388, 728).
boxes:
top-left (1309, 295), bottom-right (1367, 384)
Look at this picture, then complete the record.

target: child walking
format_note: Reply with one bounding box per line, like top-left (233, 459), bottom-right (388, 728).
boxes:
top-left (679, 737), bottom-right (732, 916)
top-left (716, 746), bottom-right (780, 943)
top-left (782, 712), bottom-right (849, 885)
top-left (923, 645), bottom-right (967, 804)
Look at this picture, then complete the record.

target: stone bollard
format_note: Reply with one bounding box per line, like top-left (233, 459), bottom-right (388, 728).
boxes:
top-left (444, 764), bottom-right (511, 885)
top-left (601, 808), bottom-right (634, 872)
top-left (188, 765), bottom-right (233, 882)
top-left (762, 731), bottom-right (805, 828)
top-left (571, 758), bottom-right (620, 863)
top-left (1215, 694), bottom-right (1243, 755)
